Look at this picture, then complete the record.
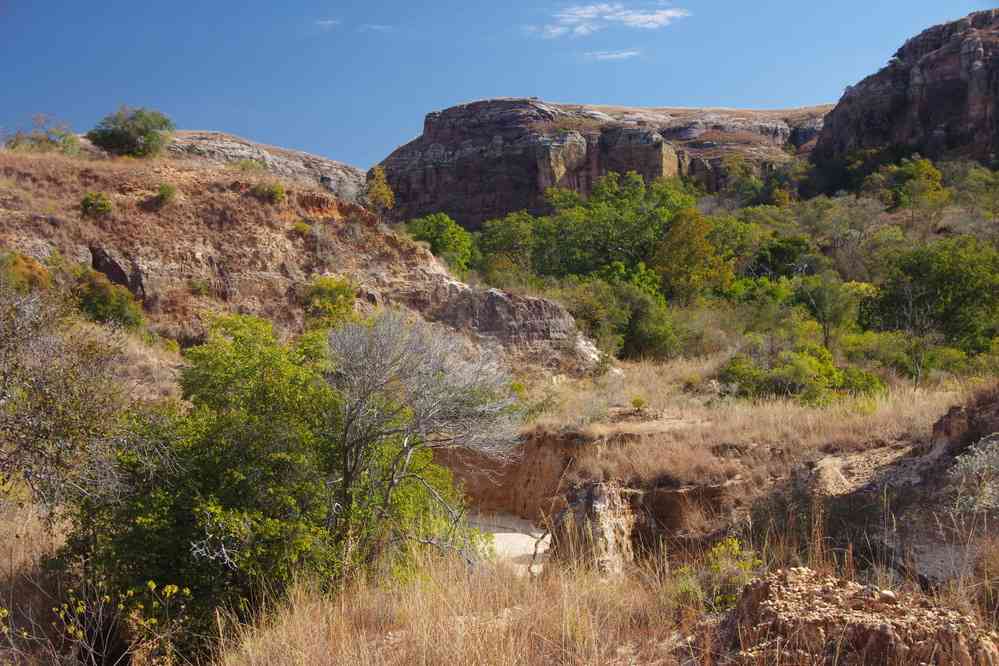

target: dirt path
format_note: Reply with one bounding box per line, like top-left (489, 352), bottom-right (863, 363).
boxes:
top-left (468, 511), bottom-right (550, 575)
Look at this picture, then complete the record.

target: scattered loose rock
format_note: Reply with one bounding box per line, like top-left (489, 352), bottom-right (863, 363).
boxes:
top-left (721, 567), bottom-right (999, 665)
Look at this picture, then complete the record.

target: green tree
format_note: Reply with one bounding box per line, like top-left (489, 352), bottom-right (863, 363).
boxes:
top-left (477, 211), bottom-right (538, 273)
top-left (749, 236), bottom-right (817, 279)
top-left (653, 208), bottom-right (732, 304)
top-left (86, 106), bottom-right (174, 157)
top-left (71, 316), bottom-right (343, 634)
top-left (720, 156), bottom-right (765, 208)
top-left (406, 213), bottom-right (474, 272)
top-left (535, 172), bottom-right (696, 278)
top-left (793, 272), bottom-right (862, 350)
top-left (959, 165), bottom-right (999, 226)
top-left (364, 166), bottom-right (395, 214)
top-left (67, 312), bottom-right (519, 640)
top-left (869, 236), bottom-right (999, 354)
top-left (866, 158), bottom-right (952, 238)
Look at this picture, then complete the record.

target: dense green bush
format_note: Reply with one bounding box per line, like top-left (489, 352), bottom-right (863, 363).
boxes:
top-left (302, 275), bottom-right (356, 329)
top-left (406, 213), bottom-right (474, 272)
top-left (553, 277), bottom-right (678, 360)
top-left (188, 278), bottom-right (211, 297)
top-left (720, 343), bottom-right (884, 405)
top-left (155, 183), bottom-right (177, 207)
top-left (73, 270), bottom-right (143, 329)
top-left (251, 182), bottom-right (286, 204)
top-left (0, 253), bottom-right (51, 291)
top-left (64, 313), bottom-right (509, 642)
top-left (68, 317), bottom-right (346, 636)
top-left (868, 236), bottom-right (999, 353)
top-left (86, 106), bottom-right (174, 157)
top-left (80, 191), bottom-right (112, 218)
top-left (291, 220), bottom-right (312, 238)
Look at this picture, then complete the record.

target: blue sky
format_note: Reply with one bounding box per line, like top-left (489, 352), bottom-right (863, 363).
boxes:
top-left (0, 1), bottom-right (988, 168)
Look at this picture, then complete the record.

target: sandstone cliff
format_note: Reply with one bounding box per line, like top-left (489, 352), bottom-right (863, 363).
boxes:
top-left (0, 144), bottom-right (595, 370)
top-left (380, 98), bottom-right (831, 228)
top-left (815, 10), bottom-right (999, 164)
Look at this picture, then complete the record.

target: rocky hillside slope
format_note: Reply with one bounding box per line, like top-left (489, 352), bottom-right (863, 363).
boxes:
top-left (816, 9), bottom-right (999, 164)
top-left (166, 130), bottom-right (366, 202)
top-left (0, 145), bottom-right (595, 370)
top-left (380, 99), bottom-right (832, 228)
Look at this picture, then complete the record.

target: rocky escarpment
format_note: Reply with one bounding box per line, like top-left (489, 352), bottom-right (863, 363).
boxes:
top-left (0, 150), bottom-right (595, 370)
top-left (380, 98), bottom-right (832, 228)
top-left (815, 10), bottom-right (999, 164)
top-left (167, 131), bottom-right (366, 203)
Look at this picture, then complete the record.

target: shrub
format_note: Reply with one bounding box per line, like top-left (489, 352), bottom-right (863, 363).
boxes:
top-left (251, 182), bottom-right (286, 204)
top-left (700, 537), bottom-right (762, 611)
top-left (291, 220), bottom-right (312, 238)
top-left (364, 166), bottom-right (395, 213)
top-left (85, 106), bottom-right (174, 157)
top-left (4, 114), bottom-right (79, 155)
top-left (155, 183), bottom-right (177, 207)
top-left (838, 365), bottom-right (887, 397)
top-left (188, 278), bottom-right (211, 297)
top-left (302, 275), bottom-right (356, 329)
top-left (67, 313), bottom-right (514, 643)
top-left (720, 344), bottom-right (883, 404)
top-left (231, 158), bottom-right (266, 173)
top-left (672, 537), bottom-right (761, 613)
top-left (718, 353), bottom-right (767, 396)
top-left (406, 213), bottom-right (474, 272)
top-left (616, 283), bottom-right (679, 360)
top-left (0, 253), bottom-right (51, 291)
top-left (0, 280), bottom-right (125, 506)
top-left (80, 191), bottom-right (112, 218)
top-left (554, 277), bottom-right (678, 360)
top-left (74, 270), bottom-right (144, 329)
top-left (553, 278), bottom-right (630, 356)
top-left (950, 434), bottom-right (999, 513)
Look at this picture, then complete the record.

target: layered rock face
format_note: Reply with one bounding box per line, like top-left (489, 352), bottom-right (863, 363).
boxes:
top-left (815, 10), bottom-right (999, 163)
top-left (167, 131), bottom-right (366, 202)
top-left (381, 98), bottom-right (832, 228)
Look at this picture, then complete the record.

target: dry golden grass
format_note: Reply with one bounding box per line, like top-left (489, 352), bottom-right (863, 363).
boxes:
top-left (216, 529), bottom-right (999, 666)
top-left (0, 501), bottom-right (66, 662)
top-left (119, 333), bottom-right (182, 403)
top-left (217, 556), bottom-right (685, 666)
top-left (530, 358), bottom-right (976, 488)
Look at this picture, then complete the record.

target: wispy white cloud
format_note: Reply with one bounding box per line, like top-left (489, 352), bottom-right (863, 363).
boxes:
top-left (584, 49), bottom-right (641, 61)
top-left (531, 2), bottom-right (689, 38)
top-left (314, 18), bottom-right (341, 30)
top-left (359, 23), bottom-right (394, 32)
